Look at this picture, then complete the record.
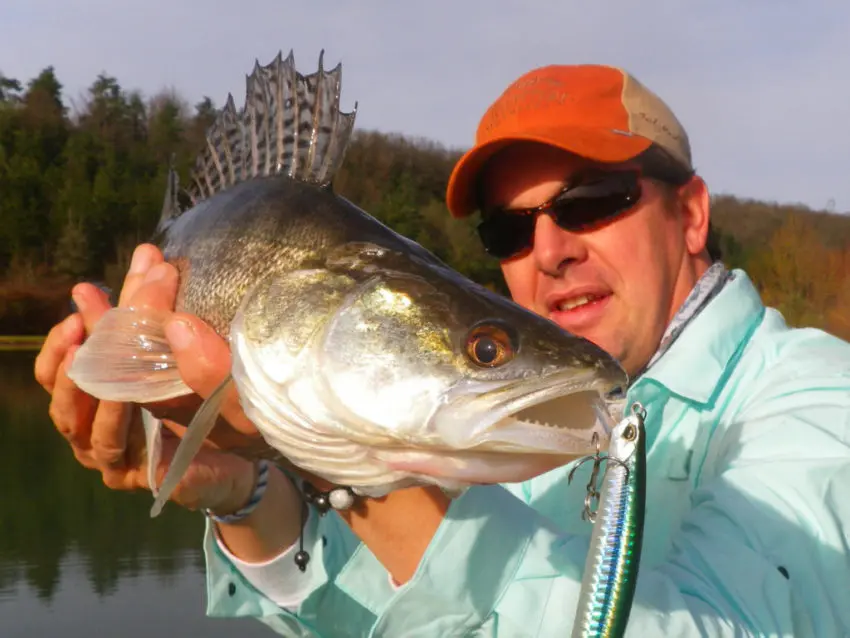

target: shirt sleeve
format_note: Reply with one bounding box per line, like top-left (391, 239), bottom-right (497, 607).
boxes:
top-left (209, 509), bottom-right (404, 611)
top-left (211, 507), bottom-right (321, 610)
top-left (368, 367), bottom-right (850, 636)
top-left (202, 496), bottom-right (330, 619)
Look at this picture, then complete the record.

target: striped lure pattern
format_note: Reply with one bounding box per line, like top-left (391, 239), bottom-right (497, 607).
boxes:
top-left (570, 404), bottom-right (647, 638)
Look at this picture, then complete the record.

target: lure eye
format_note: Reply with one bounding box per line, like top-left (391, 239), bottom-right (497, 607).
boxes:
top-left (465, 323), bottom-right (516, 368)
top-left (622, 423), bottom-right (637, 441)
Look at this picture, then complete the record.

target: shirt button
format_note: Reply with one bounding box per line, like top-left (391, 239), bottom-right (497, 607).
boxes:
top-left (228, 582), bottom-right (236, 596)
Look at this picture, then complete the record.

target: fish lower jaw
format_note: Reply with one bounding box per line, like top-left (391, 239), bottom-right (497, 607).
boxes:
top-left (472, 419), bottom-right (610, 456)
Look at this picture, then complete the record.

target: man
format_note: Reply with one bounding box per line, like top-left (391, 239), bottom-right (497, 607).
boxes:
top-left (36, 64), bottom-right (850, 636)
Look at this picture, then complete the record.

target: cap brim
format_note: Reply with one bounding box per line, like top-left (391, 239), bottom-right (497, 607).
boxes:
top-left (445, 127), bottom-right (653, 218)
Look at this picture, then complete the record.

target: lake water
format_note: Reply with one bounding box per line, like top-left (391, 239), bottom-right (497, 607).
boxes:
top-left (0, 351), bottom-right (277, 637)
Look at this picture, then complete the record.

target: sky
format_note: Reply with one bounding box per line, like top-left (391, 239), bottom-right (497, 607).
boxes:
top-left (1, 0), bottom-right (848, 212)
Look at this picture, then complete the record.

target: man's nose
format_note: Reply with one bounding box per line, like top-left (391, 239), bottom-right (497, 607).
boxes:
top-left (532, 213), bottom-right (588, 276)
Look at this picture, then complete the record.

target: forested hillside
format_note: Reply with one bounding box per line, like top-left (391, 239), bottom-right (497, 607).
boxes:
top-left (0, 66), bottom-right (847, 339)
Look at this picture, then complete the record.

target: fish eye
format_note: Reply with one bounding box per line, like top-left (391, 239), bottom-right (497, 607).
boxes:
top-left (622, 424), bottom-right (637, 441)
top-left (465, 323), bottom-right (516, 368)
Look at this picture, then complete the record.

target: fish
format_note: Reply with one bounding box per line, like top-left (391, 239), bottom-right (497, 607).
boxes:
top-left (569, 402), bottom-right (647, 638)
top-left (65, 48), bottom-right (629, 517)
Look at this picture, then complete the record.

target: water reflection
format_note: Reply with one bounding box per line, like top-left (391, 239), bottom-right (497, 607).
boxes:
top-left (0, 351), bottom-right (275, 637)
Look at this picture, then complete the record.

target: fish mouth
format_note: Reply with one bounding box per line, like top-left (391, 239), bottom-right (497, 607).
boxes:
top-left (432, 369), bottom-right (624, 458)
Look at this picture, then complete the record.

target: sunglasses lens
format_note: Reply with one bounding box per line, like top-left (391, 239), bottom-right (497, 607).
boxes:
top-left (477, 214), bottom-right (534, 259)
top-left (477, 172), bottom-right (641, 259)
top-left (552, 173), bottom-right (640, 230)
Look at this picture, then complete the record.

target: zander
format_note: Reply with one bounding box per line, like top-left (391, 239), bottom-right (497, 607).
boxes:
top-left (67, 48), bottom-right (628, 516)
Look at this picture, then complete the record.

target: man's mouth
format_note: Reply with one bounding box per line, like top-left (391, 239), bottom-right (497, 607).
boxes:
top-left (557, 293), bottom-right (609, 312)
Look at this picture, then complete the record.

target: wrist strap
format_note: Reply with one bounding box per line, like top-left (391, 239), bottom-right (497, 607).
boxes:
top-left (204, 460), bottom-right (362, 574)
top-left (204, 460), bottom-right (271, 524)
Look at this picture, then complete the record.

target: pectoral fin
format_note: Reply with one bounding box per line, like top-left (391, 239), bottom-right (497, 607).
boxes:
top-left (66, 306), bottom-right (193, 403)
top-left (149, 373), bottom-right (233, 518)
top-left (141, 408), bottom-right (163, 496)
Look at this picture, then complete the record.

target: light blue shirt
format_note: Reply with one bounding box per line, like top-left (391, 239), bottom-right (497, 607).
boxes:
top-left (201, 270), bottom-right (850, 637)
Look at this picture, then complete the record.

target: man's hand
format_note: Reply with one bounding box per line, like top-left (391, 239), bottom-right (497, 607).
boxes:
top-left (35, 244), bottom-right (259, 514)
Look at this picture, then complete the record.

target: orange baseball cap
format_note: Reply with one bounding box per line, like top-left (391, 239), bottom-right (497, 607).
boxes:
top-left (445, 64), bottom-right (693, 218)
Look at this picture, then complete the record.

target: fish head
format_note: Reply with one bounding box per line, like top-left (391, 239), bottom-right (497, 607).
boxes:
top-left (230, 244), bottom-right (629, 491)
top-left (372, 263), bottom-right (630, 481)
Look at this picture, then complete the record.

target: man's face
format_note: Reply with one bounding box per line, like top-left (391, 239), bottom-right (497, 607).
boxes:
top-left (478, 143), bottom-right (710, 377)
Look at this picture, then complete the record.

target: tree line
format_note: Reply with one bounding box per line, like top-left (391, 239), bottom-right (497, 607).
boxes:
top-left (0, 66), bottom-right (847, 340)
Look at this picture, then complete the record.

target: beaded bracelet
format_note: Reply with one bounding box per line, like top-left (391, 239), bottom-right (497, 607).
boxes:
top-left (292, 481), bottom-right (359, 572)
top-left (204, 459), bottom-right (271, 524)
top-left (204, 458), bottom-right (361, 573)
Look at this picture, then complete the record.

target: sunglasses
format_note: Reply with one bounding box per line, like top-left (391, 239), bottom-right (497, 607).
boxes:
top-left (476, 170), bottom-right (643, 260)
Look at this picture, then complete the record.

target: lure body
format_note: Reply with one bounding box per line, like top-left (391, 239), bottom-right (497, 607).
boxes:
top-left (571, 405), bottom-right (647, 638)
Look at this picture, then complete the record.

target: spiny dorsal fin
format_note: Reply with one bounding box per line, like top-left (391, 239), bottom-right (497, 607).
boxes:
top-left (157, 154), bottom-right (182, 233)
top-left (184, 48), bottom-right (357, 208)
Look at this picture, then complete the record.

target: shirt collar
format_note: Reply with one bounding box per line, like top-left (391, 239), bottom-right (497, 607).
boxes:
top-left (634, 269), bottom-right (766, 405)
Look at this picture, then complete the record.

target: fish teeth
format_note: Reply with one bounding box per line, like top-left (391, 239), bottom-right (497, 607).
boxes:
top-left (516, 417), bottom-right (560, 429)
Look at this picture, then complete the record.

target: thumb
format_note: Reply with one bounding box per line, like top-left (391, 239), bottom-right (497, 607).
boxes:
top-left (164, 313), bottom-right (260, 440)
top-left (164, 313), bottom-right (230, 395)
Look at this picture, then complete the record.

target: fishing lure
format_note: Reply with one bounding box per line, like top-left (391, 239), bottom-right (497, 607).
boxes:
top-left (569, 402), bottom-right (647, 638)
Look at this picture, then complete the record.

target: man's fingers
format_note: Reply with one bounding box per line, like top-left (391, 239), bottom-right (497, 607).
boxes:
top-left (89, 399), bottom-right (133, 469)
top-left (72, 445), bottom-right (100, 471)
top-left (34, 313), bottom-right (84, 393)
top-left (123, 262), bottom-right (180, 314)
top-left (102, 466), bottom-right (144, 491)
top-left (49, 344), bottom-right (131, 470)
top-left (49, 347), bottom-right (98, 446)
top-left (164, 313), bottom-right (260, 439)
top-left (72, 282), bottom-right (114, 334)
top-left (76, 254), bottom-right (178, 470)
top-left (118, 244), bottom-right (164, 307)
top-left (146, 435), bottom-right (255, 511)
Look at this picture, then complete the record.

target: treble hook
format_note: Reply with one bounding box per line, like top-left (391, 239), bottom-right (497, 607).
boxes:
top-left (568, 427), bottom-right (632, 522)
top-left (568, 432), bottom-right (606, 522)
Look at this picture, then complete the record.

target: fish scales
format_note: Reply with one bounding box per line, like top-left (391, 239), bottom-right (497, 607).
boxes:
top-left (157, 175), bottom-right (431, 338)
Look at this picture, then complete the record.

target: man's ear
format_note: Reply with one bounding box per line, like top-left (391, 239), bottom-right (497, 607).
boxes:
top-left (678, 175), bottom-right (711, 257)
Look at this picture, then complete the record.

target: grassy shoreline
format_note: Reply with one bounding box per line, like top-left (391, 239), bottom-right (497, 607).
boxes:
top-left (0, 335), bottom-right (45, 351)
